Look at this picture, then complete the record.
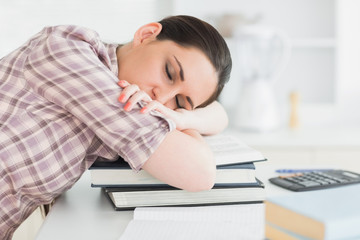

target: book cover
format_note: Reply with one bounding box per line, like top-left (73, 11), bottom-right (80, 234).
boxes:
top-left (265, 223), bottom-right (310, 240)
top-left (90, 158), bottom-right (258, 187)
top-left (104, 178), bottom-right (265, 211)
top-left (89, 134), bottom-right (266, 187)
top-left (266, 184), bottom-right (360, 240)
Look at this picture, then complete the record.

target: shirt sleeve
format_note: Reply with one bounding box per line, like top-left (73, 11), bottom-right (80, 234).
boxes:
top-left (23, 25), bottom-right (173, 171)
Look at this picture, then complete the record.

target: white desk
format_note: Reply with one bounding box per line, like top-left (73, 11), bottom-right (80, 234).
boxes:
top-left (35, 162), bottom-right (323, 240)
top-left (35, 171), bottom-right (133, 240)
top-left (34, 126), bottom-right (360, 239)
top-left (226, 127), bottom-right (360, 172)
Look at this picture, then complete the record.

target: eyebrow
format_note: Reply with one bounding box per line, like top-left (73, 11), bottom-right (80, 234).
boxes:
top-left (173, 56), bottom-right (184, 81)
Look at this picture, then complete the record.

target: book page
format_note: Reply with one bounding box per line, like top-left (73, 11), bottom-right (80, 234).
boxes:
top-left (134, 204), bottom-right (264, 223)
top-left (204, 134), bottom-right (265, 165)
top-left (119, 204), bottom-right (264, 240)
top-left (119, 220), bottom-right (255, 240)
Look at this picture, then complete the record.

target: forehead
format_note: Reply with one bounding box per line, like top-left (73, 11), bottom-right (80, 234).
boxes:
top-left (163, 41), bottom-right (218, 108)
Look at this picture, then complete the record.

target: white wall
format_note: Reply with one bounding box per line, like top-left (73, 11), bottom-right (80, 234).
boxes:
top-left (173, 0), bottom-right (360, 128)
top-left (336, 0), bottom-right (360, 126)
top-left (1, 0), bottom-right (359, 127)
top-left (0, 0), bottom-right (172, 58)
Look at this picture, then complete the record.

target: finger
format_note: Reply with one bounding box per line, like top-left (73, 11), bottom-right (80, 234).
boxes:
top-left (140, 101), bottom-right (157, 114)
top-left (118, 84), bottom-right (140, 103)
top-left (117, 80), bottom-right (130, 88)
top-left (140, 101), bottom-right (172, 116)
top-left (124, 91), bottom-right (152, 111)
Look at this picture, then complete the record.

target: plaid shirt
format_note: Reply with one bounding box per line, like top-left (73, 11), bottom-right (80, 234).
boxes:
top-left (0, 25), bottom-right (173, 239)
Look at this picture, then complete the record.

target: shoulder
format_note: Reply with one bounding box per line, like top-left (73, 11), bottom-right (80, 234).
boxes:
top-left (36, 25), bottom-right (114, 69)
top-left (38, 25), bottom-right (104, 56)
top-left (43, 25), bottom-right (101, 43)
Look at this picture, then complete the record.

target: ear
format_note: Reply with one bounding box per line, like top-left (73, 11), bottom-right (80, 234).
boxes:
top-left (133, 22), bottom-right (162, 47)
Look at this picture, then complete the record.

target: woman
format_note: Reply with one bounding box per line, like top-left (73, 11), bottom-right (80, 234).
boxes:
top-left (0, 15), bottom-right (231, 238)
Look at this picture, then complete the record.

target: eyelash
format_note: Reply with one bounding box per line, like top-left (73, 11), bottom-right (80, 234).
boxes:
top-left (166, 63), bottom-right (183, 109)
top-left (175, 96), bottom-right (183, 109)
top-left (165, 64), bottom-right (173, 81)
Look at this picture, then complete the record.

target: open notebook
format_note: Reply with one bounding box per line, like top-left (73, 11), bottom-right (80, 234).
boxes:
top-left (204, 134), bottom-right (266, 166)
top-left (119, 204), bottom-right (265, 240)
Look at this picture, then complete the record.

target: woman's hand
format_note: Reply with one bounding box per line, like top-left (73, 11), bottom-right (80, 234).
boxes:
top-left (118, 80), bottom-right (195, 130)
top-left (117, 79), bottom-right (181, 118)
top-left (117, 80), bottom-right (152, 112)
top-left (117, 80), bottom-right (228, 135)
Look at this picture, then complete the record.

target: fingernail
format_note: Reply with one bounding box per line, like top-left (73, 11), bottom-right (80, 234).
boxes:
top-left (119, 94), bottom-right (125, 103)
top-left (118, 80), bottom-right (126, 86)
top-left (124, 102), bottom-right (131, 111)
top-left (140, 107), bottom-right (147, 114)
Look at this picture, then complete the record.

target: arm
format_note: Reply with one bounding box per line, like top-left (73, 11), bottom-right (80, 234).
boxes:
top-left (143, 129), bottom-right (216, 192)
top-left (118, 80), bottom-right (229, 135)
top-left (117, 81), bottom-right (219, 190)
top-left (174, 101), bottom-right (228, 135)
top-left (24, 26), bottom-right (215, 192)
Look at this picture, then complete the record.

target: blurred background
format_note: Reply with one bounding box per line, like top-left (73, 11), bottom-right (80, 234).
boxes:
top-left (1, 0), bottom-right (360, 130)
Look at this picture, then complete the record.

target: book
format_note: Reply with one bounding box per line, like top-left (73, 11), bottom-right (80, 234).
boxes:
top-left (204, 134), bottom-right (266, 166)
top-left (265, 184), bottom-right (360, 240)
top-left (90, 158), bottom-right (257, 187)
top-left (89, 134), bottom-right (266, 187)
top-left (119, 204), bottom-right (265, 240)
top-left (265, 223), bottom-right (310, 240)
top-left (104, 178), bottom-right (265, 211)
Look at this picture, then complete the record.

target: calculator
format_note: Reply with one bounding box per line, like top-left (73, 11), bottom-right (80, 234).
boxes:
top-left (269, 170), bottom-right (360, 192)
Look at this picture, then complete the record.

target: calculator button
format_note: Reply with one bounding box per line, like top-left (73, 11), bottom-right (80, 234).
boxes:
top-left (315, 180), bottom-right (330, 185)
top-left (286, 177), bottom-right (301, 183)
top-left (317, 172), bottom-right (332, 178)
top-left (325, 179), bottom-right (338, 184)
top-left (298, 181), bottom-right (321, 187)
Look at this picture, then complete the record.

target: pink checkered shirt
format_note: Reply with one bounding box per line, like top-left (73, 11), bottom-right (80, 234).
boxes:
top-left (0, 25), bottom-right (173, 239)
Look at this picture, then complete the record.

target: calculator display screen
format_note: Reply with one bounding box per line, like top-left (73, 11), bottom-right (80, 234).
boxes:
top-left (343, 172), bottom-right (359, 178)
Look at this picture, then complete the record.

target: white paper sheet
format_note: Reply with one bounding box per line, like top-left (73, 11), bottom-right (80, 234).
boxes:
top-left (119, 204), bottom-right (265, 240)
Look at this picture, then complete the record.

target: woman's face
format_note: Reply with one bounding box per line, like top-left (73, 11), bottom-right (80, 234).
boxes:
top-left (117, 38), bottom-right (218, 110)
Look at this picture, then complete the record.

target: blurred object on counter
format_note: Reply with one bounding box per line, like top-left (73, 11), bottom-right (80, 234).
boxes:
top-left (289, 91), bottom-right (300, 129)
top-left (233, 26), bottom-right (291, 132)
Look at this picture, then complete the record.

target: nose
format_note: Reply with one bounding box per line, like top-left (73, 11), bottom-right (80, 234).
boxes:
top-left (153, 86), bottom-right (179, 109)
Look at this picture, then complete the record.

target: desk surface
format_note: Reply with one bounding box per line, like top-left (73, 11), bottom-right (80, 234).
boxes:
top-left (36, 162), bottom-right (329, 240)
top-left (35, 170), bottom-right (133, 240)
top-left (225, 126), bottom-right (360, 148)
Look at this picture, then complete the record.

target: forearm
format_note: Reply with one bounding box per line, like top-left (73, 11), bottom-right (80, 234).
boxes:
top-left (181, 101), bottom-right (229, 135)
top-left (142, 129), bottom-right (216, 192)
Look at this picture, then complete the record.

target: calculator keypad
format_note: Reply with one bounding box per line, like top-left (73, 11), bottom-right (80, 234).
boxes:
top-left (269, 170), bottom-right (360, 191)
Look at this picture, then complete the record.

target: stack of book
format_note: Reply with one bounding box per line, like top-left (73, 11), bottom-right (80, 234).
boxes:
top-left (265, 184), bottom-right (360, 240)
top-left (89, 134), bottom-right (267, 211)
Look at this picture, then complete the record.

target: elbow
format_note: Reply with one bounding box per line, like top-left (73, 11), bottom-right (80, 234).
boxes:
top-left (183, 147), bottom-right (216, 192)
top-left (194, 172), bottom-right (216, 192)
top-left (186, 168), bottom-right (216, 192)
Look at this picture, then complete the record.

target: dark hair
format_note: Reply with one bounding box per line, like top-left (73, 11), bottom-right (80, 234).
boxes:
top-left (157, 15), bottom-right (232, 108)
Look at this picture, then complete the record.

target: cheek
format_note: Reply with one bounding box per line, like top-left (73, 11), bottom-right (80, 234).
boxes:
top-left (163, 101), bottom-right (177, 110)
top-left (119, 63), bottom-right (163, 91)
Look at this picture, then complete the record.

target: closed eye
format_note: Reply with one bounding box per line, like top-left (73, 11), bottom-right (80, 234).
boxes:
top-left (165, 64), bottom-right (172, 80)
top-left (175, 96), bottom-right (184, 109)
